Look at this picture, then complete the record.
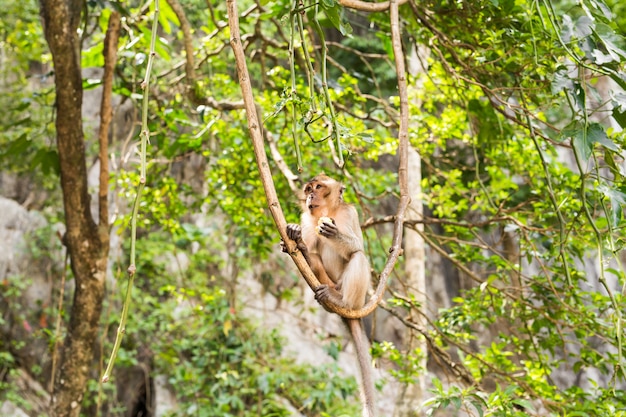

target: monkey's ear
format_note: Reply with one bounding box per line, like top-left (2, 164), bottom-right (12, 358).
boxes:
top-left (340, 185), bottom-right (346, 199)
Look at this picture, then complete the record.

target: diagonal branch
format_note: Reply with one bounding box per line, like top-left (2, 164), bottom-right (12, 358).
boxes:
top-left (227, 0), bottom-right (409, 319)
top-left (226, 0), bottom-right (320, 292)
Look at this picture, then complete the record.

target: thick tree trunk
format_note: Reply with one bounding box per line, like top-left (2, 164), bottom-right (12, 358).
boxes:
top-left (39, 1), bottom-right (109, 416)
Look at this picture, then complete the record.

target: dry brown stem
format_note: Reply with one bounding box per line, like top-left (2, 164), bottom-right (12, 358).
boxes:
top-left (227, 0), bottom-right (410, 319)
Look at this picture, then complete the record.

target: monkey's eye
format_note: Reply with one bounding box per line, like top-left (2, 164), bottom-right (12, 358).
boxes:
top-left (315, 184), bottom-right (322, 189)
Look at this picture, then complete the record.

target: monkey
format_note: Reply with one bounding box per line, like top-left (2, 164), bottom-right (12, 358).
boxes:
top-left (282, 174), bottom-right (375, 417)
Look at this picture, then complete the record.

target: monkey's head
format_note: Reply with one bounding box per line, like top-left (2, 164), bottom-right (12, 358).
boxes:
top-left (302, 174), bottom-right (345, 217)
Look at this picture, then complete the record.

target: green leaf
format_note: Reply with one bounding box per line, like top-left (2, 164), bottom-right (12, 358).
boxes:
top-left (82, 78), bottom-right (102, 90)
top-left (552, 69), bottom-right (574, 94)
top-left (470, 400), bottom-right (484, 417)
top-left (5, 133), bottom-right (30, 156)
top-left (587, 122), bottom-right (618, 152)
top-left (571, 128), bottom-right (592, 160)
top-left (563, 121), bottom-right (610, 161)
top-left (598, 184), bottom-right (626, 227)
top-left (31, 148), bottom-right (60, 176)
top-left (611, 91), bottom-right (626, 129)
top-left (571, 82), bottom-right (587, 112)
top-left (593, 23), bottom-right (626, 63)
top-left (511, 398), bottom-right (534, 410)
top-left (156, 0), bottom-right (180, 35)
top-left (604, 150), bottom-right (624, 180)
top-left (356, 133), bottom-right (374, 143)
top-left (5, 116), bottom-right (31, 129)
top-left (587, 0), bottom-right (613, 21)
top-left (320, 2), bottom-right (353, 36)
top-left (450, 395), bottom-right (462, 409)
top-left (81, 42), bottom-right (104, 68)
top-left (608, 70), bottom-right (626, 91)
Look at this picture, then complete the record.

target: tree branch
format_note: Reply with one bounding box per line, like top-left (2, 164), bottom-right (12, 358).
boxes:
top-left (339, 0), bottom-right (408, 12)
top-left (227, 0), bottom-right (410, 319)
top-left (166, 0), bottom-right (196, 89)
top-left (226, 0), bottom-right (320, 294)
top-left (98, 12), bottom-right (121, 234)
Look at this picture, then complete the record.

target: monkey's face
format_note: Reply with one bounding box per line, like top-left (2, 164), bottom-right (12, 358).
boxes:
top-left (304, 180), bottom-right (330, 216)
top-left (303, 175), bottom-right (343, 217)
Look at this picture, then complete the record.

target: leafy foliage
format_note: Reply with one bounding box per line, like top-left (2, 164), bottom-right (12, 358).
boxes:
top-left (106, 226), bottom-right (360, 416)
top-left (3, 0), bottom-right (626, 415)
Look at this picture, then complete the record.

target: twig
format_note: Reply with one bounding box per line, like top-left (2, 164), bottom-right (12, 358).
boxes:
top-left (102, 0), bottom-right (158, 383)
top-left (310, 3), bottom-right (344, 167)
top-left (166, 0), bottom-right (196, 89)
top-left (265, 129), bottom-right (300, 194)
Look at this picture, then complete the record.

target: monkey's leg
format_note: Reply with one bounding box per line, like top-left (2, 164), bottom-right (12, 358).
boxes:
top-left (309, 254), bottom-right (336, 288)
top-left (338, 251), bottom-right (369, 309)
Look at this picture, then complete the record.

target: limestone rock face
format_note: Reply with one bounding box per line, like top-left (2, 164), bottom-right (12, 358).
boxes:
top-left (0, 197), bottom-right (60, 416)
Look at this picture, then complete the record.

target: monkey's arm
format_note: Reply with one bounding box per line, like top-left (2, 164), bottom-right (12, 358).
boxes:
top-left (283, 223), bottom-right (336, 287)
top-left (317, 207), bottom-right (364, 256)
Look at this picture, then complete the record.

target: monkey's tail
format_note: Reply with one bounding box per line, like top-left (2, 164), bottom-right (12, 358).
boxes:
top-left (346, 318), bottom-right (375, 417)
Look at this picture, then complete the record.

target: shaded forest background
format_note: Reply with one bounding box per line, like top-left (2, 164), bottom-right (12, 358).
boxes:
top-left (2, 0), bottom-right (626, 416)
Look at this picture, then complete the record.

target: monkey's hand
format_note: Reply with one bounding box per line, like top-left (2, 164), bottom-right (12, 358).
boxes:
top-left (283, 224), bottom-right (311, 259)
top-left (317, 218), bottom-right (338, 239)
top-left (314, 284), bottom-right (346, 311)
top-left (286, 223), bottom-right (303, 242)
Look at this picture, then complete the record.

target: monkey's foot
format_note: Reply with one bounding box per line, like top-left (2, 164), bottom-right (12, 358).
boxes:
top-left (314, 285), bottom-right (345, 311)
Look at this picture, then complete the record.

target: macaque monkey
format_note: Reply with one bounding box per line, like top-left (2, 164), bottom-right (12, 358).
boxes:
top-left (283, 174), bottom-right (375, 417)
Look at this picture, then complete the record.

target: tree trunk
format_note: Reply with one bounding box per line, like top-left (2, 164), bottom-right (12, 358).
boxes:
top-left (394, 145), bottom-right (426, 417)
top-left (39, 1), bottom-right (109, 416)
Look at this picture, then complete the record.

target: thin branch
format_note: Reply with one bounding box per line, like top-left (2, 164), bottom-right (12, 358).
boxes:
top-left (102, 0), bottom-right (159, 383)
top-left (98, 11), bottom-right (121, 232)
top-left (339, 0), bottom-right (408, 12)
top-left (49, 249), bottom-right (68, 399)
top-left (265, 129), bottom-right (300, 194)
top-left (166, 0), bottom-right (196, 88)
top-left (226, 0), bottom-right (320, 294)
